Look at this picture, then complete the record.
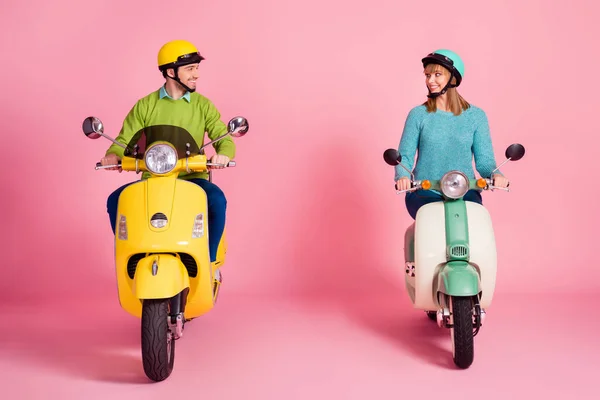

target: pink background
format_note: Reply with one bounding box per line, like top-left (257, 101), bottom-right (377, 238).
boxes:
top-left (1, 0), bottom-right (598, 397)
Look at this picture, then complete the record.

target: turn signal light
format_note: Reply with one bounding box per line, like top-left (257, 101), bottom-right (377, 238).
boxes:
top-left (476, 178), bottom-right (487, 188)
top-left (421, 180), bottom-right (432, 190)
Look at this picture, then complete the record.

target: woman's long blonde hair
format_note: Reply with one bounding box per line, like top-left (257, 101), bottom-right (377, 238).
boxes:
top-left (423, 63), bottom-right (470, 116)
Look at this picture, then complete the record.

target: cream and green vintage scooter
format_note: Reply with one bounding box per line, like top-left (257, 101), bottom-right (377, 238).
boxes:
top-left (383, 143), bottom-right (525, 369)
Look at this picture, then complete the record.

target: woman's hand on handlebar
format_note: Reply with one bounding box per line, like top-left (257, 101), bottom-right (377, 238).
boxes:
top-left (492, 173), bottom-right (509, 189)
top-left (396, 177), bottom-right (411, 191)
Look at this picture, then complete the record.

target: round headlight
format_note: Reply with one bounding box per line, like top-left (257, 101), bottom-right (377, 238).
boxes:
top-left (440, 171), bottom-right (469, 199)
top-left (145, 144), bottom-right (178, 174)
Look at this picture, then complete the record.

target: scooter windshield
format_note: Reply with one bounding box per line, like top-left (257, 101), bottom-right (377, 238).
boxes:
top-left (123, 125), bottom-right (202, 159)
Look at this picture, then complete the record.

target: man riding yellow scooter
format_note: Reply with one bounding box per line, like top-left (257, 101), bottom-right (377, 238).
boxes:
top-left (81, 39), bottom-right (249, 382)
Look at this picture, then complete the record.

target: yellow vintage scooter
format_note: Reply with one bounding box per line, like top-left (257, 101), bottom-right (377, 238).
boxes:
top-left (82, 116), bottom-right (248, 382)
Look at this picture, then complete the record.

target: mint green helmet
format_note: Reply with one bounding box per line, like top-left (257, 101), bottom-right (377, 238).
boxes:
top-left (421, 49), bottom-right (465, 98)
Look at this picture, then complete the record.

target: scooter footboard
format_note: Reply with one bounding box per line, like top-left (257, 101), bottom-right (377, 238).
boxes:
top-left (133, 254), bottom-right (190, 299)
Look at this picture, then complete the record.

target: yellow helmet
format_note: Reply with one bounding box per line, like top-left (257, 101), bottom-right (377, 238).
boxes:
top-left (157, 40), bottom-right (204, 72)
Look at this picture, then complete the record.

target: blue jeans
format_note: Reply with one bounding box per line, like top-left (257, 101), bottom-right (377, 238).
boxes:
top-left (107, 178), bottom-right (227, 262)
top-left (405, 189), bottom-right (483, 220)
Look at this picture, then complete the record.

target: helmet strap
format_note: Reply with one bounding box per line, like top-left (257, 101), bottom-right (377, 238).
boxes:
top-left (426, 71), bottom-right (456, 99)
top-left (166, 66), bottom-right (196, 93)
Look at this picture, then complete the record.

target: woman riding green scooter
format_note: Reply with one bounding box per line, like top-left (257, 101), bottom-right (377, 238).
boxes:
top-left (394, 49), bottom-right (509, 217)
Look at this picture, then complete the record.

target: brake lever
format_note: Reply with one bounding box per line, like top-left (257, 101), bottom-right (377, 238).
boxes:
top-left (206, 161), bottom-right (236, 168)
top-left (488, 185), bottom-right (510, 192)
top-left (394, 182), bottom-right (419, 195)
top-left (95, 162), bottom-right (121, 170)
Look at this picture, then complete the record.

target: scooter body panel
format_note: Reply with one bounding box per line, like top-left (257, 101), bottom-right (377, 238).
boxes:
top-left (133, 254), bottom-right (190, 299)
top-left (411, 202), bottom-right (447, 310)
top-left (114, 175), bottom-right (218, 319)
top-left (436, 261), bottom-right (480, 297)
top-left (464, 201), bottom-right (497, 308)
top-left (407, 198), bottom-right (498, 310)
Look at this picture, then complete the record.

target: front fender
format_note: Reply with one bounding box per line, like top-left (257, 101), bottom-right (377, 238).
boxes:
top-left (133, 254), bottom-right (190, 299)
top-left (436, 261), bottom-right (480, 297)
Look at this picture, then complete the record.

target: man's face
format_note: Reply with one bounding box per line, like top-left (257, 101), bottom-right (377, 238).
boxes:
top-left (172, 63), bottom-right (199, 90)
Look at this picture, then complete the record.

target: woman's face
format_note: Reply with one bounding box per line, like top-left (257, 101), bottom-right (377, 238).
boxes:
top-left (424, 64), bottom-right (450, 94)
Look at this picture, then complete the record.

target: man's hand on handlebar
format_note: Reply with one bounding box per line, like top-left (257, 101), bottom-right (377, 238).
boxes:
top-left (209, 154), bottom-right (231, 169)
top-left (100, 153), bottom-right (122, 172)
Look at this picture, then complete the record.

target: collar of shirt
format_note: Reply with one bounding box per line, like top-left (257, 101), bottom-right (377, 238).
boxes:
top-left (159, 85), bottom-right (191, 102)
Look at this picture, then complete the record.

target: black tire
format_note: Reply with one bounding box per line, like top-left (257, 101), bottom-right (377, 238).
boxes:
top-left (141, 299), bottom-right (175, 382)
top-left (426, 311), bottom-right (437, 321)
top-left (450, 296), bottom-right (474, 369)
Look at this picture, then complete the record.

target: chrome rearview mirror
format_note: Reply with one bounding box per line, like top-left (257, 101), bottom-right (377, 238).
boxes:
top-left (82, 116), bottom-right (104, 139)
top-left (81, 116), bottom-right (127, 149)
top-left (199, 116), bottom-right (250, 152)
top-left (227, 116), bottom-right (249, 138)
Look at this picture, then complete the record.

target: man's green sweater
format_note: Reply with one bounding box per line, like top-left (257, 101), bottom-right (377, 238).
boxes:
top-left (105, 86), bottom-right (236, 181)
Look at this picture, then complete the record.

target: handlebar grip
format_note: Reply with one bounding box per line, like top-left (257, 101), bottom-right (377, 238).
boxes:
top-left (228, 161), bottom-right (236, 167)
top-left (96, 162), bottom-right (102, 168)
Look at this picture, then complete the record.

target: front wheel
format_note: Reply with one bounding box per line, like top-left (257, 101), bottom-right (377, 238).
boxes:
top-left (450, 296), bottom-right (474, 369)
top-left (141, 299), bottom-right (175, 382)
